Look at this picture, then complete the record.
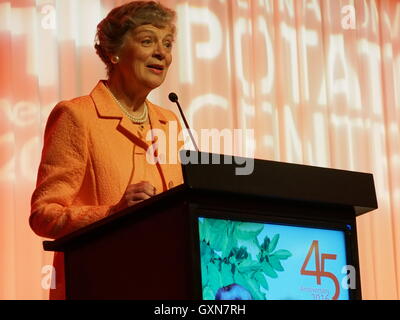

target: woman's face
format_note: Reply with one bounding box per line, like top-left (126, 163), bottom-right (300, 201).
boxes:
top-left (115, 24), bottom-right (174, 92)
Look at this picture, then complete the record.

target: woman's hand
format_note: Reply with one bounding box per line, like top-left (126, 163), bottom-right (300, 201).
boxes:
top-left (109, 181), bottom-right (156, 215)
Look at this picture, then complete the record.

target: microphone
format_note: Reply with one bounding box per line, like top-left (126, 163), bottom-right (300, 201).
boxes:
top-left (168, 92), bottom-right (199, 152)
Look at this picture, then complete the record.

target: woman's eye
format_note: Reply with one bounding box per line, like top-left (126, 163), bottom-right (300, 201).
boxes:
top-left (164, 41), bottom-right (173, 49)
top-left (141, 39), bottom-right (153, 46)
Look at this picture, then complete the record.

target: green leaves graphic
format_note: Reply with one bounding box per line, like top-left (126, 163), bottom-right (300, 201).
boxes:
top-left (234, 222), bottom-right (264, 240)
top-left (199, 218), bottom-right (293, 300)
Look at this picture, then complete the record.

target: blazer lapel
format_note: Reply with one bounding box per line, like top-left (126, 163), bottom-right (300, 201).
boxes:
top-left (90, 81), bottom-right (149, 150)
top-left (90, 80), bottom-right (121, 119)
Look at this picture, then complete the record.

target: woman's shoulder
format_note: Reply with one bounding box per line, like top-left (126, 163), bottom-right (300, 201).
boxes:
top-left (49, 94), bottom-right (96, 119)
top-left (53, 94), bottom-right (94, 112)
top-left (45, 94), bottom-right (96, 131)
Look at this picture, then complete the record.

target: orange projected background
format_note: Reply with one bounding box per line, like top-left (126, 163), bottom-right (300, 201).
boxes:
top-left (0, 0), bottom-right (399, 300)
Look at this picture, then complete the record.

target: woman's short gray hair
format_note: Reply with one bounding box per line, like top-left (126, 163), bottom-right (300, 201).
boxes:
top-left (95, 1), bottom-right (176, 77)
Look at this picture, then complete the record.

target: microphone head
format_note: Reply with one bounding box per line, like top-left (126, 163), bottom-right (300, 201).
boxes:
top-left (168, 92), bottom-right (178, 103)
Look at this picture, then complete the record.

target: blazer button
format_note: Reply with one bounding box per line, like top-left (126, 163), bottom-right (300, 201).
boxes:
top-left (168, 181), bottom-right (174, 189)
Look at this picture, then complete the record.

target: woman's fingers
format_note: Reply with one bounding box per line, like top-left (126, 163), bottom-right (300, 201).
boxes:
top-left (125, 181), bottom-right (157, 201)
top-left (128, 192), bottom-right (151, 201)
top-left (109, 181), bottom-right (157, 215)
top-left (126, 181), bottom-right (156, 197)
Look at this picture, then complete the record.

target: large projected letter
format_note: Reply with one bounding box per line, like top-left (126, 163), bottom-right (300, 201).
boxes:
top-left (234, 18), bottom-right (251, 96)
top-left (187, 94), bottom-right (228, 126)
top-left (312, 112), bottom-right (329, 167)
top-left (300, 27), bottom-right (318, 101)
top-left (281, 23), bottom-right (300, 104)
top-left (306, 0), bottom-right (322, 21)
top-left (327, 35), bottom-right (361, 109)
top-left (258, 16), bottom-right (275, 95)
top-left (382, 3), bottom-right (400, 38)
top-left (327, 35), bottom-right (349, 97)
top-left (284, 105), bottom-right (303, 163)
top-left (358, 40), bottom-right (383, 115)
top-left (279, 0), bottom-right (294, 18)
top-left (176, 5), bottom-right (222, 84)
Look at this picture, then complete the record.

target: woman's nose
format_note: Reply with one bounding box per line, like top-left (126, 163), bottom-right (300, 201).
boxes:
top-left (153, 52), bottom-right (164, 60)
top-left (153, 41), bottom-right (166, 60)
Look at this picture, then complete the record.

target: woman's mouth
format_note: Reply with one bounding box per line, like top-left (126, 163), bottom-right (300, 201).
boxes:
top-left (147, 64), bottom-right (165, 74)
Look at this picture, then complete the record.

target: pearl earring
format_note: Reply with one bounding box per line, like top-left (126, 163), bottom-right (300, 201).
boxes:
top-left (111, 56), bottom-right (120, 64)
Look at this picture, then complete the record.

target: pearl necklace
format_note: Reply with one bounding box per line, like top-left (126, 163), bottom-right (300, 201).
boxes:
top-left (106, 84), bottom-right (148, 124)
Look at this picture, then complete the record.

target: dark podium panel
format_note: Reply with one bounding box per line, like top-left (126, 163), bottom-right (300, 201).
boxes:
top-left (43, 151), bottom-right (377, 300)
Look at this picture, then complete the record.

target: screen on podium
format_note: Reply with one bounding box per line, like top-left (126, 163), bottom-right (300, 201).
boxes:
top-left (197, 217), bottom-right (352, 300)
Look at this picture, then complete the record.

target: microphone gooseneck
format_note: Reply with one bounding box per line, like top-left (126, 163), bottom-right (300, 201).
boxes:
top-left (168, 92), bottom-right (199, 152)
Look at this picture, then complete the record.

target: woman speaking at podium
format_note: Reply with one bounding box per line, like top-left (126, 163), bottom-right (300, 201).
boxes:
top-left (29, 1), bottom-right (183, 299)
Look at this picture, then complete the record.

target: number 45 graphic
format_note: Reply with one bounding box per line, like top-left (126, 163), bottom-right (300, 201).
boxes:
top-left (300, 240), bottom-right (340, 300)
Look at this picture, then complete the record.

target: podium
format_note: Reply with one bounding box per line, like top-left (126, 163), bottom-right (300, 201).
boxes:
top-left (43, 151), bottom-right (377, 300)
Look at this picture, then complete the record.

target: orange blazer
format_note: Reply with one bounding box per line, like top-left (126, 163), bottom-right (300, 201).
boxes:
top-left (30, 80), bottom-right (184, 299)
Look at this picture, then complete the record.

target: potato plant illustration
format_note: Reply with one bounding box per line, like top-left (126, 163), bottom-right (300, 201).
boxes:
top-left (199, 218), bottom-right (292, 300)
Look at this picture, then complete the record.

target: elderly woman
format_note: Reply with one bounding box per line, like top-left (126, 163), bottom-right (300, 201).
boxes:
top-left (30, 1), bottom-right (183, 299)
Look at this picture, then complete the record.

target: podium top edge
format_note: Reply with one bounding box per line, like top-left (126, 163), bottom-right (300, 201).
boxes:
top-left (180, 151), bottom-right (378, 215)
